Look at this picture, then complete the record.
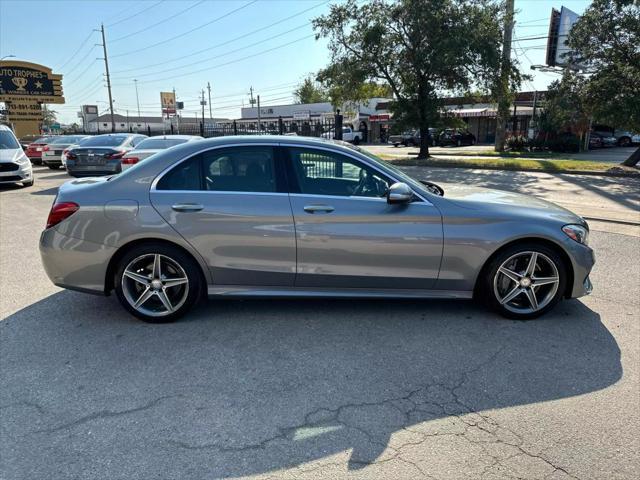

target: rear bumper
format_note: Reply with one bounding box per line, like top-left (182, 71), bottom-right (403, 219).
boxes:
top-left (40, 227), bottom-right (115, 294)
top-left (66, 163), bottom-right (121, 176)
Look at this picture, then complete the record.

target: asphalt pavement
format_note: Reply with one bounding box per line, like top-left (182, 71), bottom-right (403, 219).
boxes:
top-left (1, 166), bottom-right (639, 479)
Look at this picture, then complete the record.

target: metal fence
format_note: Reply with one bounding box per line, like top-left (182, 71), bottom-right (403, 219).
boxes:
top-left (61, 115), bottom-right (343, 141)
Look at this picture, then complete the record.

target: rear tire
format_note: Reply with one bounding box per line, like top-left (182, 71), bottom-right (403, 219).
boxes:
top-left (47, 164), bottom-right (59, 170)
top-left (114, 243), bottom-right (203, 323)
top-left (479, 242), bottom-right (567, 320)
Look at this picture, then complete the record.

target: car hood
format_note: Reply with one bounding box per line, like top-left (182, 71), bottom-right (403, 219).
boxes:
top-left (0, 148), bottom-right (26, 163)
top-left (438, 183), bottom-right (586, 225)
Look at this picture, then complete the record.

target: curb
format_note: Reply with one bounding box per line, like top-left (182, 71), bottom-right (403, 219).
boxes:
top-left (582, 216), bottom-right (640, 227)
top-left (392, 161), bottom-right (640, 178)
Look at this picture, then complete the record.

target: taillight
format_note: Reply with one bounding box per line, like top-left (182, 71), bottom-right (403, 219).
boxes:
top-left (121, 156), bottom-right (139, 165)
top-left (105, 150), bottom-right (126, 160)
top-left (66, 151), bottom-right (77, 160)
top-left (43, 146), bottom-right (50, 152)
top-left (46, 202), bottom-right (79, 229)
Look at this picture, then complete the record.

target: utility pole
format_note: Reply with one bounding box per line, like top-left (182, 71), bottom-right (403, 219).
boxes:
top-left (200, 89), bottom-right (206, 126)
top-left (249, 86), bottom-right (256, 106)
top-left (207, 82), bottom-right (212, 120)
top-left (257, 94), bottom-right (261, 134)
top-left (133, 79), bottom-right (141, 118)
top-left (173, 87), bottom-right (179, 134)
top-left (99, 24), bottom-right (115, 133)
top-left (494, 0), bottom-right (514, 152)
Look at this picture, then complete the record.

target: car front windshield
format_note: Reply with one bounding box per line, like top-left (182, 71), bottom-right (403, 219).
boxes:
top-left (135, 138), bottom-right (189, 149)
top-left (0, 131), bottom-right (21, 150)
top-left (80, 135), bottom-right (128, 147)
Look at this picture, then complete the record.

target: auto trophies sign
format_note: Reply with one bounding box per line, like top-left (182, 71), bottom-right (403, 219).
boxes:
top-left (0, 60), bottom-right (65, 137)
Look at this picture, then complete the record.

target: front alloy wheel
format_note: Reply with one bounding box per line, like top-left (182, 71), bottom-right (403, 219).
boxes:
top-left (115, 244), bottom-right (202, 322)
top-left (483, 244), bottom-right (567, 319)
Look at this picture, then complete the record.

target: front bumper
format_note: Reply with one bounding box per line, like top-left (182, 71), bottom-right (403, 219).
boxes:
top-left (565, 239), bottom-right (595, 298)
top-left (40, 227), bottom-right (116, 294)
top-left (0, 163), bottom-right (32, 183)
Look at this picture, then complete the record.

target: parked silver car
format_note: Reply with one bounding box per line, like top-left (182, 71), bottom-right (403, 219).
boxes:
top-left (41, 135), bottom-right (90, 169)
top-left (0, 125), bottom-right (33, 187)
top-left (65, 133), bottom-right (147, 177)
top-left (40, 136), bottom-right (594, 323)
top-left (121, 134), bottom-right (202, 171)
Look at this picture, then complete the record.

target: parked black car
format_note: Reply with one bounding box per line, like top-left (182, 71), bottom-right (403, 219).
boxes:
top-left (389, 128), bottom-right (438, 147)
top-left (65, 134), bottom-right (147, 177)
top-left (438, 129), bottom-right (476, 147)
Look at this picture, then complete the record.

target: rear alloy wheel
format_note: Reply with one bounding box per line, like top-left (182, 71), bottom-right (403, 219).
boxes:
top-left (115, 244), bottom-right (202, 322)
top-left (482, 244), bottom-right (567, 320)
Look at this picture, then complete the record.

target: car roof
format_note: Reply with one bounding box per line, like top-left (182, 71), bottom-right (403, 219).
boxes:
top-left (0, 125), bottom-right (13, 131)
top-left (179, 135), bottom-right (351, 149)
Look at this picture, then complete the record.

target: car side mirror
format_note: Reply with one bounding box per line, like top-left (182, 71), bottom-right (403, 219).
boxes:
top-left (387, 182), bottom-right (413, 204)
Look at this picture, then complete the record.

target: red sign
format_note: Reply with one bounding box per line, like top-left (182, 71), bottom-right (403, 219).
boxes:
top-left (369, 114), bottom-right (390, 122)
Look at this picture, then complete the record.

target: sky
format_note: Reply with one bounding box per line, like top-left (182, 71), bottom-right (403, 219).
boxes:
top-left (0, 0), bottom-right (593, 124)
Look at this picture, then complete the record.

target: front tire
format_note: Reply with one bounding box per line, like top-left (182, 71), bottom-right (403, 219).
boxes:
top-left (114, 243), bottom-right (203, 323)
top-left (22, 178), bottom-right (34, 187)
top-left (480, 243), bottom-right (567, 320)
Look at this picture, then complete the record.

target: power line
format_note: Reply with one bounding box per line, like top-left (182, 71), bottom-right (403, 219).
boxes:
top-left (106, 0), bottom-right (165, 28)
top-left (64, 60), bottom-right (100, 88)
top-left (131, 33), bottom-right (314, 86)
top-left (113, 23), bottom-right (310, 80)
top-left (110, 0), bottom-right (206, 43)
top-left (110, 0), bottom-right (258, 59)
top-left (56, 30), bottom-right (96, 70)
top-left (110, 0), bottom-right (328, 74)
top-left (63, 45), bottom-right (98, 77)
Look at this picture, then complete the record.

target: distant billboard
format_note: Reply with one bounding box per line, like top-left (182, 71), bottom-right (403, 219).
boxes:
top-left (545, 6), bottom-right (581, 67)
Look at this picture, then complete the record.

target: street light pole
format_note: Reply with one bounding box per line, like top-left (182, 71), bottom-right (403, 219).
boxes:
top-left (207, 82), bottom-right (212, 120)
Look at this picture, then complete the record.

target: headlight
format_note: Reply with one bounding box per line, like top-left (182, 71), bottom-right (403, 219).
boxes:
top-left (15, 153), bottom-right (29, 165)
top-left (562, 224), bottom-right (589, 245)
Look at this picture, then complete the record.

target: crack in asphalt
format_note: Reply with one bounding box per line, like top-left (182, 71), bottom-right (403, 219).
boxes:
top-left (32, 394), bottom-right (183, 434)
top-left (22, 345), bottom-right (579, 479)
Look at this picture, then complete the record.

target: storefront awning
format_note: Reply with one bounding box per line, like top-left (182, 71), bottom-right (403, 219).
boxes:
top-left (448, 108), bottom-right (492, 118)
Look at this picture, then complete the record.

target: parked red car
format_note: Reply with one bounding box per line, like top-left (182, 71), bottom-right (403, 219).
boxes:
top-left (24, 136), bottom-right (55, 165)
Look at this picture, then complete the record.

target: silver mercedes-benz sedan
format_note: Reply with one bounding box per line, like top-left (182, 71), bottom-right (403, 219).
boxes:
top-left (40, 136), bottom-right (594, 323)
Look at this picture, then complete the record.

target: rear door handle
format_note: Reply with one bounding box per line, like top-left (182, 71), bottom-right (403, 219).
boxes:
top-left (171, 203), bottom-right (204, 212)
top-left (304, 204), bottom-right (335, 214)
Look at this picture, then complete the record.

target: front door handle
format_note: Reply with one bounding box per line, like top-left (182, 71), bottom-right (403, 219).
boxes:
top-left (303, 204), bottom-right (335, 214)
top-left (171, 203), bottom-right (204, 212)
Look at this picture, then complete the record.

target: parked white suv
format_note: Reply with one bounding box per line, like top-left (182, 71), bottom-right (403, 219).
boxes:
top-left (0, 125), bottom-right (33, 187)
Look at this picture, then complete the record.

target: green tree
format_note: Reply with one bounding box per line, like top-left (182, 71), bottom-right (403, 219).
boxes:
top-left (293, 77), bottom-right (327, 104)
top-left (540, 70), bottom-right (591, 150)
top-left (313, 0), bottom-right (517, 158)
top-left (567, 0), bottom-right (640, 166)
top-left (42, 107), bottom-right (58, 127)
